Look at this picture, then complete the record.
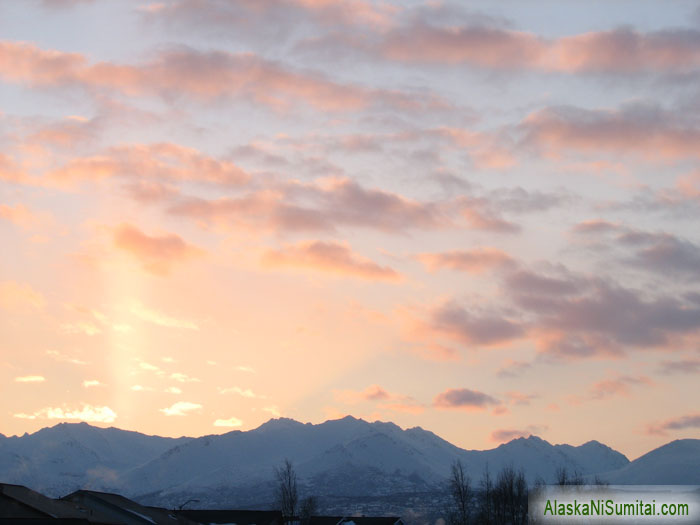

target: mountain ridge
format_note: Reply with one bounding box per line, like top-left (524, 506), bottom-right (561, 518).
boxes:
top-left (1, 417), bottom-right (697, 509)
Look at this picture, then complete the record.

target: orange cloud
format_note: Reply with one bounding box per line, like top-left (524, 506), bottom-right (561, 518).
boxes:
top-left (589, 375), bottom-right (654, 400)
top-left (0, 153), bottom-right (26, 183)
top-left (262, 240), bottom-right (400, 281)
top-left (419, 247), bottom-right (514, 274)
top-left (0, 203), bottom-right (43, 229)
top-left (113, 223), bottom-right (203, 275)
top-left (334, 385), bottom-right (424, 414)
top-left (0, 281), bottom-right (45, 310)
top-left (0, 42), bottom-right (442, 113)
top-left (13, 404), bottom-right (117, 423)
top-left (51, 142), bottom-right (250, 186)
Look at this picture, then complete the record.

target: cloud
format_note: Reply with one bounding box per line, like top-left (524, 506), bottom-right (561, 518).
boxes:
top-left (159, 401), bottom-right (202, 416)
top-left (374, 21), bottom-right (700, 74)
top-left (39, 0), bottom-right (94, 8)
top-left (168, 177), bottom-right (446, 234)
top-left (130, 302), bottom-right (199, 330)
top-left (114, 223), bottom-right (203, 275)
top-left (522, 105), bottom-right (700, 161)
top-left (433, 388), bottom-right (500, 411)
top-left (0, 203), bottom-right (52, 229)
top-left (262, 240), bottom-right (399, 280)
top-left (15, 375), bottom-right (45, 383)
top-left (381, 23), bottom-right (546, 68)
top-left (573, 221), bottom-right (700, 281)
top-left (334, 385), bottom-right (424, 413)
top-left (170, 372), bottom-right (200, 383)
top-left (490, 425), bottom-right (547, 443)
top-left (60, 321), bottom-right (101, 336)
top-left (46, 350), bottom-right (87, 365)
top-left (657, 358), bottom-right (700, 375)
top-left (0, 42), bottom-right (444, 113)
top-left (0, 281), bottom-right (45, 310)
top-left (505, 267), bottom-right (700, 359)
top-left (335, 384), bottom-right (391, 404)
top-left (131, 385), bottom-right (155, 392)
top-left (588, 375), bottom-right (653, 400)
top-left (214, 416), bottom-right (243, 427)
top-left (550, 27), bottom-right (700, 74)
top-left (236, 365), bottom-right (255, 373)
top-left (218, 386), bottom-right (258, 398)
top-left (51, 142), bottom-right (250, 187)
top-left (496, 359), bottom-right (532, 378)
top-left (419, 248), bottom-right (514, 274)
top-left (14, 404), bottom-right (117, 423)
top-left (165, 386), bottom-right (182, 394)
top-left (419, 301), bottom-right (524, 347)
top-left (82, 380), bottom-right (101, 388)
top-left (506, 391), bottom-right (538, 406)
top-left (647, 412), bottom-right (700, 435)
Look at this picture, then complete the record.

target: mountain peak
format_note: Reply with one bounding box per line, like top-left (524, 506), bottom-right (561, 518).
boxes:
top-left (255, 417), bottom-right (305, 431)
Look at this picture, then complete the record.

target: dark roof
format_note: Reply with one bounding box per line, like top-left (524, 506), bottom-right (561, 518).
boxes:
top-left (62, 490), bottom-right (197, 525)
top-left (0, 483), bottom-right (105, 521)
top-left (177, 509), bottom-right (284, 525)
top-left (0, 518), bottom-right (93, 525)
top-left (308, 517), bottom-right (403, 525)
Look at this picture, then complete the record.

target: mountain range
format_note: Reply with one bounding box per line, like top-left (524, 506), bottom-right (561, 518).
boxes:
top-left (1, 417), bottom-right (698, 510)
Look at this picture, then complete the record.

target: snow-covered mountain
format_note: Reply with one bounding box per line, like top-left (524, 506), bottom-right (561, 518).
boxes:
top-left (0, 422), bottom-right (190, 496)
top-left (0, 416), bottom-right (696, 509)
top-left (601, 439), bottom-right (700, 485)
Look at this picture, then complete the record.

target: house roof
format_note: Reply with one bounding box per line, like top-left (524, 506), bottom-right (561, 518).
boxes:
top-left (308, 517), bottom-right (403, 525)
top-left (177, 509), bottom-right (284, 525)
top-left (62, 490), bottom-right (197, 525)
top-left (0, 483), bottom-right (107, 521)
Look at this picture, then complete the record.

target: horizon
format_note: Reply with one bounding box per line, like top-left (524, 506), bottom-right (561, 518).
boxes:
top-left (1, 0), bottom-right (699, 462)
top-left (4, 415), bottom-right (693, 462)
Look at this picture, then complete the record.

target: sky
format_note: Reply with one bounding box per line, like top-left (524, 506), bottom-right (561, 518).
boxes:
top-left (1, 0), bottom-right (699, 461)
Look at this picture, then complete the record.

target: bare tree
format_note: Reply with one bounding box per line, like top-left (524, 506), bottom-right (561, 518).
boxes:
top-left (275, 458), bottom-right (298, 521)
top-left (556, 466), bottom-right (584, 486)
top-left (446, 460), bottom-right (473, 525)
top-left (299, 495), bottom-right (318, 525)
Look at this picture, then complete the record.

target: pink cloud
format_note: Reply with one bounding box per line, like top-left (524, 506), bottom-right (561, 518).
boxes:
top-left (490, 425), bottom-right (546, 443)
top-left (169, 177), bottom-right (446, 234)
top-left (434, 388), bottom-right (500, 411)
top-left (550, 28), bottom-right (700, 73)
top-left (589, 375), bottom-right (654, 400)
top-left (419, 247), bottom-right (514, 274)
top-left (113, 223), bottom-right (203, 275)
top-left (0, 281), bottom-right (46, 311)
top-left (0, 203), bottom-right (47, 229)
top-left (420, 301), bottom-right (524, 347)
top-left (522, 105), bottom-right (700, 161)
top-left (0, 42), bottom-right (444, 113)
top-left (51, 142), bottom-right (250, 186)
top-left (646, 412), bottom-right (700, 435)
top-left (262, 240), bottom-right (399, 281)
top-left (334, 384), bottom-right (424, 414)
top-left (381, 24), bottom-right (546, 68)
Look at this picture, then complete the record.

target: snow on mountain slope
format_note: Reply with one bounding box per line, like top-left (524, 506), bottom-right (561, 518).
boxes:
top-left (601, 439), bottom-right (700, 485)
top-left (119, 418), bottom-right (631, 500)
top-left (0, 422), bottom-right (191, 496)
top-left (3, 417), bottom-right (695, 507)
